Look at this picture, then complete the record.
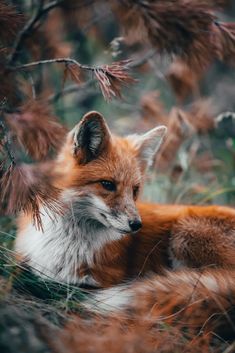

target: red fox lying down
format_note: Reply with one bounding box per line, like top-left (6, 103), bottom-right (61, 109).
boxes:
top-left (15, 111), bottom-right (235, 351)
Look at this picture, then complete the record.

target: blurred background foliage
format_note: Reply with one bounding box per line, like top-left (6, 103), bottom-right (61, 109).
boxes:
top-left (0, 0), bottom-right (235, 286)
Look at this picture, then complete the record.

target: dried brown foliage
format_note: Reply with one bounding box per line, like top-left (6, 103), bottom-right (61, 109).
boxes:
top-left (111, 0), bottom-right (235, 74)
top-left (140, 93), bottom-right (216, 171)
top-left (155, 108), bottom-right (191, 171)
top-left (140, 91), bottom-right (167, 126)
top-left (60, 316), bottom-right (210, 353)
top-left (215, 22), bottom-right (235, 65)
top-left (157, 102), bottom-right (216, 170)
top-left (6, 100), bottom-right (66, 161)
top-left (187, 100), bottom-right (216, 133)
top-left (61, 0), bottom-right (97, 31)
top-left (167, 60), bottom-right (200, 102)
top-left (0, 163), bottom-right (63, 229)
top-left (0, 70), bottom-right (20, 105)
top-left (0, 48), bottom-right (20, 104)
top-left (94, 60), bottom-right (136, 101)
top-left (63, 64), bottom-right (82, 86)
top-left (0, 1), bottom-right (23, 44)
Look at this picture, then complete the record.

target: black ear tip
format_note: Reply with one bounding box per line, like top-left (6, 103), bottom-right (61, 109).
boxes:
top-left (82, 111), bottom-right (105, 124)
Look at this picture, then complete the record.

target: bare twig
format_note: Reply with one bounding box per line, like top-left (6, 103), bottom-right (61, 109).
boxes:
top-left (46, 51), bottom-right (156, 102)
top-left (41, 0), bottom-right (64, 14)
top-left (9, 51), bottom-right (155, 104)
top-left (11, 47), bottom-right (156, 71)
top-left (48, 80), bottom-right (96, 103)
top-left (10, 57), bottom-right (136, 101)
top-left (129, 49), bottom-right (157, 68)
top-left (222, 342), bottom-right (235, 353)
top-left (10, 57), bottom-right (95, 72)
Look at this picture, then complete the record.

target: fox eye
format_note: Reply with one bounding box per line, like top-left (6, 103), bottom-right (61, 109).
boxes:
top-left (133, 186), bottom-right (140, 199)
top-left (100, 180), bottom-right (116, 192)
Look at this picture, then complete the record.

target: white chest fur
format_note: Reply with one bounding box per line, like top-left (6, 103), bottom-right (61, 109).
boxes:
top-left (15, 194), bottom-right (122, 285)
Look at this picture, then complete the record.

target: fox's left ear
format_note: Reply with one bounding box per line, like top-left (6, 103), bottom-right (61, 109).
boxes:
top-left (70, 111), bottom-right (111, 164)
top-left (128, 125), bottom-right (167, 169)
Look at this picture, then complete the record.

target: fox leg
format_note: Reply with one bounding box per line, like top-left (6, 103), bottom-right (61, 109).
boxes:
top-left (169, 205), bottom-right (235, 269)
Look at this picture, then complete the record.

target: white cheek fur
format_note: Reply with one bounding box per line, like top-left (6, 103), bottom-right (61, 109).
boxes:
top-left (15, 190), bottom-right (125, 285)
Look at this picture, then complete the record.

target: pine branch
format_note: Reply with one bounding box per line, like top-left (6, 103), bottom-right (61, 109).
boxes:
top-left (10, 58), bottom-right (136, 101)
top-left (45, 51), bottom-right (155, 103)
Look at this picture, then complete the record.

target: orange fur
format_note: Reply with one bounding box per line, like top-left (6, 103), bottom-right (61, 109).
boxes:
top-left (79, 203), bottom-right (235, 286)
top-left (58, 269), bottom-right (235, 353)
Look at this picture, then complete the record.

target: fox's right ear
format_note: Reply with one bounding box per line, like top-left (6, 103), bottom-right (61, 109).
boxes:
top-left (128, 125), bottom-right (167, 171)
top-left (70, 111), bottom-right (111, 164)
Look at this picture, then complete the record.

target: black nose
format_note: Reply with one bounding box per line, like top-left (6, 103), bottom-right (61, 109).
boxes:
top-left (129, 219), bottom-right (142, 232)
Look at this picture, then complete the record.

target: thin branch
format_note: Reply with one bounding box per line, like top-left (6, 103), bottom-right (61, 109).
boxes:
top-left (48, 80), bottom-right (95, 103)
top-left (9, 51), bottom-right (155, 104)
top-left (222, 342), bottom-right (235, 353)
top-left (11, 48), bottom-right (156, 72)
top-left (9, 57), bottom-right (96, 72)
top-left (46, 51), bottom-right (157, 102)
top-left (41, 0), bottom-right (64, 14)
top-left (10, 57), bottom-right (137, 101)
top-left (129, 49), bottom-right (157, 68)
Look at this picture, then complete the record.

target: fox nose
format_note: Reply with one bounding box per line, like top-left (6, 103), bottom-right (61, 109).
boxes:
top-left (129, 219), bottom-right (142, 233)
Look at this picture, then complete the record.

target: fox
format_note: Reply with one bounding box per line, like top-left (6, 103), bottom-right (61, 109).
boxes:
top-left (14, 111), bottom-right (235, 352)
top-left (15, 110), bottom-right (235, 289)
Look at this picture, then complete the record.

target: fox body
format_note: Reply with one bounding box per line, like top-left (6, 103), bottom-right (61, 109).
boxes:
top-left (15, 111), bottom-right (235, 288)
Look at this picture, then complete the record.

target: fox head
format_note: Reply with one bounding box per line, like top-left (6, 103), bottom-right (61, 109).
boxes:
top-left (56, 111), bottom-right (166, 235)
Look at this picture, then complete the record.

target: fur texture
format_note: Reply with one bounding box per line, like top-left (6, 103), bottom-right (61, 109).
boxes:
top-left (58, 269), bottom-right (235, 353)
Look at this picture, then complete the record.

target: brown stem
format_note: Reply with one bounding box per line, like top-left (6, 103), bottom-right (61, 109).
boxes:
top-left (9, 57), bottom-right (98, 72)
